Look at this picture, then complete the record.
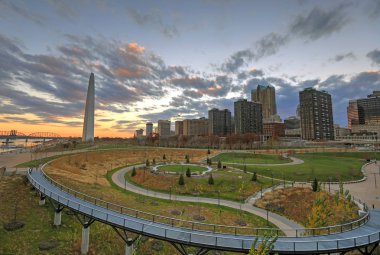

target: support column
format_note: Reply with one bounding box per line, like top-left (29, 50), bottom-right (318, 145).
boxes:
top-left (54, 211), bottom-right (62, 226)
top-left (39, 194), bottom-right (46, 206)
top-left (125, 239), bottom-right (133, 255)
top-left (81, 225), bottom-right (90, 255)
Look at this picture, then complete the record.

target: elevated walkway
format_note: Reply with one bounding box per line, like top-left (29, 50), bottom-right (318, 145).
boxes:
top-left (27, 169), bottom-right (380, 254)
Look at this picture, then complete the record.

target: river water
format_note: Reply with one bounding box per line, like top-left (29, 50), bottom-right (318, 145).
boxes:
top-left (0, 138), bottom-right (50, 153)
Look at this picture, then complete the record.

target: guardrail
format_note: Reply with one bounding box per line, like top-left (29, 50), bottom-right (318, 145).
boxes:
top-left (27, 168), bottom-right (380, 253)
top-left (34, 167), bottom-right (370, 238)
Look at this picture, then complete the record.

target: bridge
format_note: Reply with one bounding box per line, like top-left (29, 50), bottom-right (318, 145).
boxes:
top-left (27, 167), bottom-right (380, 255)
top-left (0, 130), bottom-right (62, 140)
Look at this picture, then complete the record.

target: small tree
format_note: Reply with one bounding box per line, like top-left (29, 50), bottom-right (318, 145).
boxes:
top-left (186, 167), bottom-right (191, 177)
top-left (131, 167), bottom-right (136, 177)
top-left (152, 158), bottom-right (156, 165)
top-left (244, 165), bottom-right (247, 173)
top-left (249, 235), bottom-right (277, 255)
top-left (217, 160), bottom-right (222, 169)
top-left (146, 159), bottom-right (150, 167)
top-left (312, 178), bottom-right (318, 192)
top-left (163, 154), bottom-right (166, 160)
top-left (208, 174), bottom-right (214, 185)
top-left (178, 173), bottom-right (185, 185)
top-left (186, 155), bottom-right (190, 163)
top-left (252, 172), bottom-right (257, 182)
top-left (207, 148), bottom-right (210, 154)
top-left (206, 157), bottom-right (210, 165)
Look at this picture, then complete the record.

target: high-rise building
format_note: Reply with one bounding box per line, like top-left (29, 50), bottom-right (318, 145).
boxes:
top-left (347, 100), bottom-right (359, 129)
top-left (251, 85), bottom-right (277, 119)
top-left (82, 73), bottom-right (95, 142)
top-left (183, 118), bottom-right (208, 136)
top-left (234, 99), bottom-right (263, 134)
top-left (146, 122), bottom-right (153, 136)
top-left (357, 91), bottom-right (380, 125)
top-left (299, 88), bottom-right (334, 140)
top-left (175, 121), bottom-right (184, 135)
top-left (208, 108), bottom-right (231, 136)
top-left (157, 120), bottom-right (171, 137)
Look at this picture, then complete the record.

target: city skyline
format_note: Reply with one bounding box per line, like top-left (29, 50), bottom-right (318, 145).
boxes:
top-left (0, 1), bottom-right (380, 137)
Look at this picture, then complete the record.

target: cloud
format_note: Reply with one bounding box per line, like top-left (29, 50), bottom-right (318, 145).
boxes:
top-left (369, 0), bottom-right (380, 19)
top-left (329, 52), bottom-right (356, 62)
top-left (289, 4), bottom-right (350, 40)
top-left (128, 8), bottom-right (179, 38)
top-left (0, 1), bottom-right (45, 25)
top-left (367, 49), bottom-right (380, 65)
top-left (45, 0), bottom-right (77, 19)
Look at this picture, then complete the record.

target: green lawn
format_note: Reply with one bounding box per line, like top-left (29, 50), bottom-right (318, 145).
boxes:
top-left (158, 164), bottom-right (208, 173)
top-left (211, 152), bottom-right (292, 164)
top-left (234, 152), bottom-right (367, 182)
top-left (126, 168), bottom-right (278, 202)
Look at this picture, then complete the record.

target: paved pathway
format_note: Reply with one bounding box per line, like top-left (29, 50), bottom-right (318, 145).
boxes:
top-left (112, 165), bottom-right (303, 235)
top-left (217, 156), bottom-right (304, 166)
top-left (329, 162), bottom-right (380, 209)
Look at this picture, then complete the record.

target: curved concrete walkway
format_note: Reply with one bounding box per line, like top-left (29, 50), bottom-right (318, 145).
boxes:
top-left (210, 153), bottom-right (304, 166)
top-left (112, 165), bottom-right (303, 236)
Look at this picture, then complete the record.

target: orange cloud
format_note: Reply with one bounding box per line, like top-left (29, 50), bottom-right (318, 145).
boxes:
top-left (113, 67), bottom-right (145, 78)
top-left (127, 42), bottom-right (145, 53)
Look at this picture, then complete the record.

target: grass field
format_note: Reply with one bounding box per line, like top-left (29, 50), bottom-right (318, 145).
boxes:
top-left (126, 168), bottom-right (278, 202)
top-left (158, 164), bottom-right (208, 173)
top-left (235, 152), bottom-right (367, 182)
top-left (211, 152), bottom-right (292, 164)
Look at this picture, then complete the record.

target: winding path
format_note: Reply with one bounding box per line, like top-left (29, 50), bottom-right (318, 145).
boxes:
top-left (112, 165), bottom-right (303, 235)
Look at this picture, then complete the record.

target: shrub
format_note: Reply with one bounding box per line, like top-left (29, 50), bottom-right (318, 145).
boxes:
top-left (146, 159), bottom-right (150, 167)
top-left (208, 174), bottom-right (214, 185)
top-left (312, 178), bottom-right (318, 192)
top-left (131, 167), bottom-right (136, 177)
top-left (178, 173), bottom-right (185, 185)
top-left (252, 172), bottom-right (257, 182)
top-left (217, 160), bottom-right (222, 169)
top-left (152, 158), bottom-right (156, 165)
top-left (186, 168), bottom-right (191, 177)
top-left (163, 154), bottom-right (166, 160)
top-left (207, 148), bottom-right (210, 154)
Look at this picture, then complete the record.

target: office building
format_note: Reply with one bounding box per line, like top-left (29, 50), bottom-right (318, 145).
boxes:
top-left (299, 88), bottom-right (334, 140)
top-left (251, 85), bottom-right (277, 119)
top-left (134, 129), bottom-right (144, 137)
top-left (183, 118), bottom-right (208, 136)
top-left (175, 121), bottom-right (184, 135)
top-left (357, 91), bottom-right (380, 125)
top-left (347, 100), bottom-right (359, 129)
top-left (263, 123), bottom-right (285, 138)
top-left (157, 120), bottom-right (171, 137)
top-left (146, 122), bottom-right (153, 136)
top-left (234, 99), bottom-right (263, 134)
top-left (208, 108), bottom-right (231, 136)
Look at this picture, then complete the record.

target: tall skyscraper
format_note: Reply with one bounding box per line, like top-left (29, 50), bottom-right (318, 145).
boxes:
top-left (82, 73), bottom-right (95, 142)
top-left (175, 121), bottom-right (184, 135)
top-left (299, 88), bottom-right (334, 140)
top-left (251, 85), bottom-right (277, 119)
top-left (157, 120), bottom-right (171, 137)
top-left (357, 91), bottom-right (380, 125)
top-left (183, 118), bottom-right (208, 136)
top-left (208, 108), bottom-right (231, 136)
top-left (347, 100), bottom-right (359, 129)
top-left (146, 122), bottom-right (153, 136)
top-left (234, 99), bottom-right (263, 134)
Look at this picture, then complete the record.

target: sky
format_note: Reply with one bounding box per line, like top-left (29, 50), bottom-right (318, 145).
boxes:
top-left (0, 0), bottom-right (380, 138)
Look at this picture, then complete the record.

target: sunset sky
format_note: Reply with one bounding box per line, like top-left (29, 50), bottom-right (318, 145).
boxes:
top-left (0, 0), bottom-right (380, 137)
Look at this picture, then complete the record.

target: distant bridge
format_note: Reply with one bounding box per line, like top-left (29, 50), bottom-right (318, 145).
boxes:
top-left (0, 130), bottom-right (62, 140)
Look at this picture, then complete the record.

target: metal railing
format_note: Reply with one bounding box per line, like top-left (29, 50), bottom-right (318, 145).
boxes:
top-left (27, 168), bottom-right (380, 252)
top-left (31, 166), bottom-right (370, 238)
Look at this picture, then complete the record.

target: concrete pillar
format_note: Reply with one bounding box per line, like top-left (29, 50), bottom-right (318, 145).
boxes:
top-left (125, 239), bottom-right (133, 255)
top-left (54, 211), bottom-right (62, 226)
top-left (39, 196), bottom-right (46, 206)
top-left (81, 226), bottom-right (90, 255)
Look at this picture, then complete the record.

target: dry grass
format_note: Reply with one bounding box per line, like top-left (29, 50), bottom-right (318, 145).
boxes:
top-left (255, 187), bottom-right (359, 226)
top-left (45, 148), bottom-right (214, 186)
